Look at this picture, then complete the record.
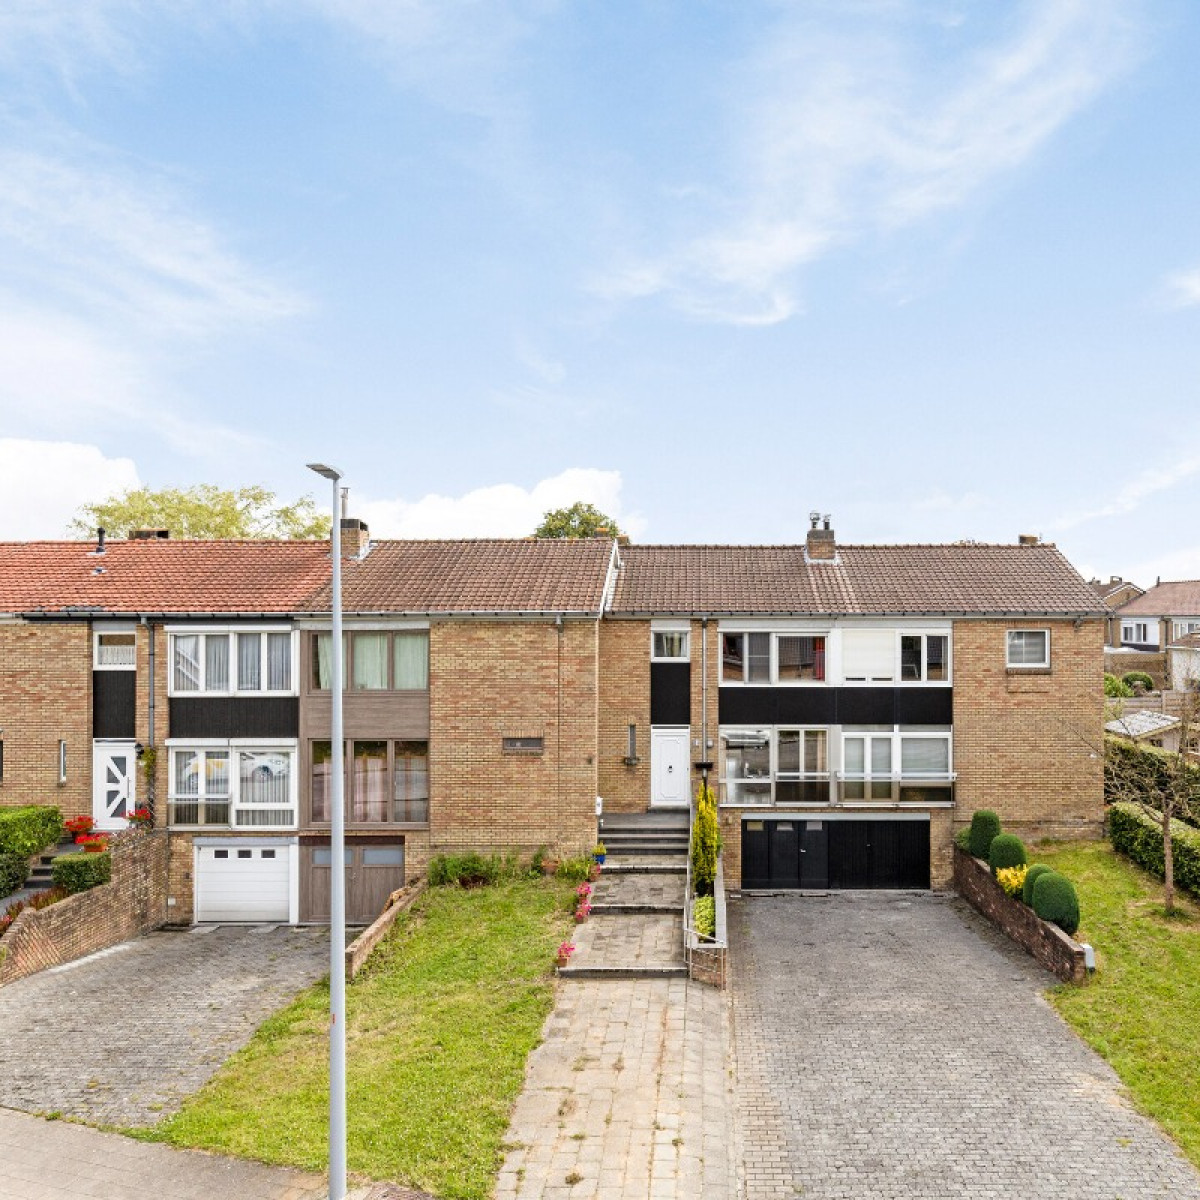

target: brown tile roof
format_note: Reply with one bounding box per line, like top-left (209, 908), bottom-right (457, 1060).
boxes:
top-left (0, 540), bottom-right (332, 615)
top-left (609, 543), bottom-right (1105, 616)
top-left (303, 538), bottom-right (615, 614)
top-left (1117, 580), bottom-right (1200, 618)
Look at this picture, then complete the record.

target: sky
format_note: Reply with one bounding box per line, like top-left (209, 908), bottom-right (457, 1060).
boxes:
top-left (0, 0), bottom-right (1197, 587)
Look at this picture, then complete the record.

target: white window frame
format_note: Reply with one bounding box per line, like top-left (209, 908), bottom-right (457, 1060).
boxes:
top-left (838, 727), bottom-right (954, 803)
top-left (897, 631), bottom-right (952, 684)
top-left (1172, 619), bottom-right (1200, 639)
top-left (93, 624), bottom-right (137, 670)
top-left (1123, 621), bottom-right (1150, 644)
top-left (166, 739), bottom-right (298, 830)
top-left (718, 726), bottom-right (832, 806)
top-left (719, 628), bottom-right (831, 686)
top-left (1006, 629), bottom-right (1050, 669)
top-left (650, 622), bottom-right (690, 662)
top-left (166, 626), bottom-right (298, 697)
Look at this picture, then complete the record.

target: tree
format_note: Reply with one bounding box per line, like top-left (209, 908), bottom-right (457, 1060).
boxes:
top-left (534, 501), bottom-right (622, 539)
top-left (67, 484), bottom-right (331, 540)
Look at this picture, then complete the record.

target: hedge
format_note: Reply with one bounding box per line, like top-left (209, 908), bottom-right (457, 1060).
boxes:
top-left (0, 806), bottom-right (63, 859)
top-left (51, 852), bottom-right (112, 895)
top-left (0, 853), bottom-right (27, 898)
top-left (1105, 736), bottom-right (1200, 811)
top-left (1107, 801), bottom-right (1200, 899)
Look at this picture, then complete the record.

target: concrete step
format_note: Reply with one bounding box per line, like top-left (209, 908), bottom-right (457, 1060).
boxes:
top-left (604, 857), bottom-right (686, 874)
top-left (558, 964), bottom-right (688, 979)
top-left (600, 842), bottom-right (689, 857)
top-left (591, 902), bottom-right (680, 915)
top-left (601, 810), bottom-right (689, 829)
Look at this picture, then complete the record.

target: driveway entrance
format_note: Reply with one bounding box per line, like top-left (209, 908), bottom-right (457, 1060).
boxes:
top-left (729, 892), bottom-right (1200, 1200)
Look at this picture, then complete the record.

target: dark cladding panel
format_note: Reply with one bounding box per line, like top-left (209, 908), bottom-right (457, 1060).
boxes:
top-left (775, 689), bottom-right (838, 724)
top-left (835, 688), bottom-right (896, 725)
top-left (896, 688), bottom-right (953, 725)
top-left (169, 696), bottom-right (299, 739)
top-left (650, 663), bottom-right (691, 725)
top-left (93, 672), bottom-right (136, 739)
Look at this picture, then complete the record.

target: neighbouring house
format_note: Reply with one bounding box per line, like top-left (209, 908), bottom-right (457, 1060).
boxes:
top-left (0, 515), bottom-right (1106, 917)
top-left (1116, 580), bottom-right (1200, 667)
top-left (1105, 708), bottom-right (1184, 753)
top-left (1089, 576), bottom-right (1144, 647)
top-left (1167, 630), bottom-right (1200, 692)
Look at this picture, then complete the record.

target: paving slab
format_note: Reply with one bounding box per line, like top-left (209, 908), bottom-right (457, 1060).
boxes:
top-left (729, 891), bottom-right (1200, 1200)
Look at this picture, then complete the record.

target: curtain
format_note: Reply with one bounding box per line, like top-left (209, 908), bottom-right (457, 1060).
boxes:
top-left (394, 633), bottom-right (429, 689)
top-left (206, 635), bottom-right (229, 691)
top-left (394, 741), bottom-right (429, 822)
top-left (311, 741), bottom-right (332, 821)
top-left (238, 633), bottom-right (261, 691)
top-left (901, 738), bottom-right (949, 776)
top-left (352, 633), bottom-right (388, 690)
top-left (351, 741), bottom-right (387, 819)
top-left (267, 632), bottom-right (291, 690)
top-left (173, 635), bottom-right (201, 691)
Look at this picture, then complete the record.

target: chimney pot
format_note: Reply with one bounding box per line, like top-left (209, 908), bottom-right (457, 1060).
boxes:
top-left (339, 516), bottom-right (370, 560)
top-left (1018, 533), bottom-right (1039, 546)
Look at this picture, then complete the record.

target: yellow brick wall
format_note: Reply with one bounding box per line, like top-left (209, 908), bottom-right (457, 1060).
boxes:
top-left (597, 620), bottom-right (651, 812)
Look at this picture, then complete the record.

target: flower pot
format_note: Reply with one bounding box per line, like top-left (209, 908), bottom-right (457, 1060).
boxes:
top-left (593, 853), bottom-right (606, 865)
top-left (82, 843), bottom-right (107, 854)
top-left (575, 912), bottom-right (588, 923)
top-left (555, 956), bottom-right (571, 968)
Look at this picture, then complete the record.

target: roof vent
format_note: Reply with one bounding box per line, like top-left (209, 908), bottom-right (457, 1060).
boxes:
top-left (1018, 533), bottom-right (1039, 546)
top-left (805, 512), bottom-right (837, 562)
top-left (130, 528), bottom-right (170, 540)
top-left (94, 527), bottom-right (105, 555)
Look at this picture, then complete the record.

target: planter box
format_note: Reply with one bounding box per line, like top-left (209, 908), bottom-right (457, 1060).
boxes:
top-left (953, 846), bottom-right (1086, 984)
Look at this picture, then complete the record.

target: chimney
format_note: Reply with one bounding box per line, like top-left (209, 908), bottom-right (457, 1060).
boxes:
top-left (339, 517), bottom-right (370, 560)
top-left (95, 527), bottom-right (106, 554)
top-left (129, 528), bottom-right (170, 540)
top-left (805, 511), bottom-right (837, 562)
top-left (1018, 533), bottom-right (1039, 546)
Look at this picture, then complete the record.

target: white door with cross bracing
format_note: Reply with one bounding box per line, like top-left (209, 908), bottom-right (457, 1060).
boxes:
top-left (93, 741), bottom-right (137, 832)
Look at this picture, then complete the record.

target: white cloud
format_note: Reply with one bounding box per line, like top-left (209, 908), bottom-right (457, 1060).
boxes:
top-left (356, 468), bottom-right (646, 539)
top-left (1053, 446), bottom-right (1200, 531)
top-left (1164, 267), bottom-right (1200, 308)
top-left (599, 0), bottom-right (1143, 324)
top-left (0, 439), bottom-right (140, 539)
top-left (1120, 546), bottom-right (1200, 587)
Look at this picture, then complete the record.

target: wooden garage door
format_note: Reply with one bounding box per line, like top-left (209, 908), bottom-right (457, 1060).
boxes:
top-left (300, 842), bottom-right (405, 924)
top-left (195, 844), bottom-right (290, 922)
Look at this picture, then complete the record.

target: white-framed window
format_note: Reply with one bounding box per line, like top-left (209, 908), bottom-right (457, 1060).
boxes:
top-left (1006, 629), bottom-right (1050, 668)
top-left (169, 628), bottom-right (296, 696)
top-left (840, 726), bottom-right (953, 803)
top-left (168, 742), bottom-right (297, 828)
top-left (651, 626), bottom-right (690, 661)
top-left (93, 626), bottom-right (136, 670)
top-left (720, 727), bottom-right (830, 806)
top-left (1172, 620), bottom-right (1200, 639)
top-left (1123, 621), bottom-right (1150, 644)
top-left (721, 632), bottom-right (828, 683)
top-left (899, 633), bottom-right (949, 682)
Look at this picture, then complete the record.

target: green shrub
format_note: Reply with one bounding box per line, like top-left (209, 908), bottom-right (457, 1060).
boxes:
top-left (1108, 801), bottom-right (1200, 899)
top-left (968, 810), bottom-right (1001, 860)
top-left (0, 853), bottom-right (27, 898)
top-left (691, 782), bottom-right (720, 897)
top-left (692, 894), bottom-right (715, 939)
top-left (1122, 670), bottom-right (1155, 692)
top-left (953, 826), bottom-right (971, 852)
top-left (1105, 735), bottom-right (1200, 810)
top-left (1031, 871), bottom-right (1080, 936)
top-left (554, 855), bottom-right (594, 883)
top-left (50, 851), bottom-right (111, 895)
top-left (988, 833), bottom-right (1027, 874)
top-left (1022, 863), bottom-right (1054, 905)
top-left (1104, 672), bottom-right (1133, 698)
top-left (0, 807), bottom-right (63, 859)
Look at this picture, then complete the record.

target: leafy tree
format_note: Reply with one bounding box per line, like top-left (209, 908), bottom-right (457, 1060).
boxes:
top-left (68, 485), bottom-right (331, 540)
top-left (533, 501), bottom-right (622, 539)
top-left (690, 781), bottom-right (721, 897)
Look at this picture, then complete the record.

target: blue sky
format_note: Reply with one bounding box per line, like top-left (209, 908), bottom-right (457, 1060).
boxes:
top-left (0, 1), bottom-right (1196, 587)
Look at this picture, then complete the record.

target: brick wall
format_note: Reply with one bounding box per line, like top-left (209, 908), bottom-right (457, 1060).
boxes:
top-left (0, 622), bottom-right (92, 819)
top-left (428, 618), bottom-right (599, 858)
top-left (597, 620), bottom-right (651, 812)
top-left (0, 830), bottom-right (168, 986)
top-left (953, 618), bottom-right (1104, 841)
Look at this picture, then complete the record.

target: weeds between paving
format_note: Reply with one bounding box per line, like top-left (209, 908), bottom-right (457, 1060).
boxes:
top-left (129, 875), bottom-right (576, 1200)
top-left (1035, 840), bottom-right (1200, 1169)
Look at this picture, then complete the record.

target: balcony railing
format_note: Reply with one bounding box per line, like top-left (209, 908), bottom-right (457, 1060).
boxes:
top-left (835, 774), bottom-right (956, 805)
top-left (719, 774), bottom-right (956, 807)
top-left (168, 799), bottom-right (297, 828)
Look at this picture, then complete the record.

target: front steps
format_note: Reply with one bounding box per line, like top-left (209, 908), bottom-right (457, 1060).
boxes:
top-left (598, 810), bottom-right (689, 858)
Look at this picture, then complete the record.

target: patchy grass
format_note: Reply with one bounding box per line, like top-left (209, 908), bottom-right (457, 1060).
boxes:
top-left (133, 876), bottom-right (574, 1200)
top-left (1034, 840), bottom-right (1200, 1168)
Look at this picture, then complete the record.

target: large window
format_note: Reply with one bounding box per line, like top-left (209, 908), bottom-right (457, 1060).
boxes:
top-left (168, 745), bottom-right (295, 828)
top-left (840, 727), bottom-right (953, 803)
top-left (720, 628), bottom-right (949, 685)
top-left (722, 633), bottom-right (826, 683)
top-left (170, 629), bottom-right (294, 695)
top-left (1006, 629), bottom-right (1049, 668)
top-left (900, 634), bottom-right (949, 682)
top-left (720, 728), bottom-right (830, 806)
top-left (311, 630), bottom-right (429, 691)
top-left (310, 740), bottom-right (429, 824)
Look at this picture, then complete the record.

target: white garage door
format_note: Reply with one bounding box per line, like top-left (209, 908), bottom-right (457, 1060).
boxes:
top-left (195, 844), bottom-right (290, 922)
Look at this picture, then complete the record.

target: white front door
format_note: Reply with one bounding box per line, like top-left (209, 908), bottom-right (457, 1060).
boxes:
top-left (93, 741), bottom-right (137, 831)
top-left (651, 727), bottom-right (691, 808)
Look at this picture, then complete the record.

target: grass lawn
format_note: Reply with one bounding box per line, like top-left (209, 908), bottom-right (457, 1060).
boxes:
top-left (1034, 840), bottom-right (1200, 1168)
top-left (133, 875), bottom-right (574, 1200)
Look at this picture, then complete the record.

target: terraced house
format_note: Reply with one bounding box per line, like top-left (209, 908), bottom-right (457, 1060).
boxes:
top-left (0, 516), bottom-right (1105, 919)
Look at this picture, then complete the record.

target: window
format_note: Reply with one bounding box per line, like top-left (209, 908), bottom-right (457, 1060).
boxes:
top-left (168, 746), bottom-right (295, 828)
top-left (0, 739), bottom-right (4, 783)
top-left (502, 735), bottom-right (544, 755)
top-left (840, 727), bottom-right (953, 803)
top-left (900, 634), bottom-right (949, 682)
top-left (1006, 629), bottom-right (1049, 668)
top-left (169, 629), bottom-right (294, 695)
top-left (720, 727), bottom-right (830, 806)
top-left (310, 740), bottom-right (430, 824)
top-left (58, 740), bottom-right (67, 784)
top-left (312, 630), bottom-right (429, 691)
top-left (722, 633), bottom-right (826, 684)
top-left (94, 629), bottom-right (136, 669)
top-left (1172, 620), bottom-right (1200, 639)
top-left (1123, 621), bottom-right (1150, 644)
top-left (651, 629), bottom-right (689, 661)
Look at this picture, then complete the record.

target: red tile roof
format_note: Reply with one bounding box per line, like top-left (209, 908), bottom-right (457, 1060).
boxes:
top-left (302, 539), bottom-right (615, 614)
top-left (1117, 580), bottom-right (1200, 618)
top-left (0, 540), bottom-right (332, 615)
top-left (609, 543), bottom-right (1105, 616)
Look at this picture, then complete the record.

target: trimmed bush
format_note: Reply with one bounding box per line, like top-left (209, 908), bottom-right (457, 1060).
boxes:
top-left (1022, 863), bottom-right (1054, 905)
top-left (953, 826), bottom-right (972, 852)
top-left (1108, 801), bottom-right (1200, 899)
top-left (0, 852), bottom-right (27, 898)
top-left (968, 810), bottom-right (1002, 860)
top-left (50, 851), bottom-right (112, 895)
top-left (1121, 670), bottom-right (1155, 692)
top-left (0, 806), bottom-right (63, 859)
top-left (1031, 871), bottom-right (1080, 936)
top-left (1104, 672), bottom-right (1133, 698)
top-left (988, 833), bottom-right (1027, 875)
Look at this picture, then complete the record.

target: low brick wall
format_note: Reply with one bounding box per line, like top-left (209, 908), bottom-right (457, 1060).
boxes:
top-left (953, 847), bottom-right (1086, 984)
top-left (687, 856), bottom-right (728, 989)
top-left (345, 881), bottom-right (426, 981)
top-left (0, 831), bottom-right (169, 987)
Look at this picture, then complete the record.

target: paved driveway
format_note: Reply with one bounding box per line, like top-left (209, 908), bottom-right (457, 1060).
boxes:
top-left (0, 925), bottom-right (329, 1127)
top-left (729, 892), bottom-right (1200, 1200)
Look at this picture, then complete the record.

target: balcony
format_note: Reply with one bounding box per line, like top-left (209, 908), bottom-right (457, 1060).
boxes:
top-left (835, 774), bottom-right (956, 806)
top-left (719, 774), bottom-right (955, 807)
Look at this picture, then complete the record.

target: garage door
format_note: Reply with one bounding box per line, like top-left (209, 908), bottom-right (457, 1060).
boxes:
top-left (195, 844), bottom-right (291, 922)
top-left (741, 818), bottom-right (929, 890)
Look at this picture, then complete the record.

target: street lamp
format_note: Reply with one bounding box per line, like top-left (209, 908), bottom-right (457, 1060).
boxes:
top-left (308, 462), bottom-right (347, 1200)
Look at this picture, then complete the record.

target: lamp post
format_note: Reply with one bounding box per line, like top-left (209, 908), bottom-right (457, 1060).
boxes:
top-left (308, 462), bottom-right (346, 1200)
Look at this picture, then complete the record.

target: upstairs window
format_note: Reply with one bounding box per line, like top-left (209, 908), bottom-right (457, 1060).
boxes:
top-left (900, 634), bottom-right (949, 682)
top-left (312, 630), bottom-right (429, 691)
top-left (1006, 630), bottom-right (1049, 669)
top-left (171, 630), bottom-right (293, 695)
top-left (723, 633), bottom-right (824, 683)
top-left (1123, 621), bottom-right (1149, 644)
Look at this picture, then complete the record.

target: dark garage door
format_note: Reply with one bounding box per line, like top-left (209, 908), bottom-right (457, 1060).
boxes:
top-left (741, 818), bottom-right (929, 890)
